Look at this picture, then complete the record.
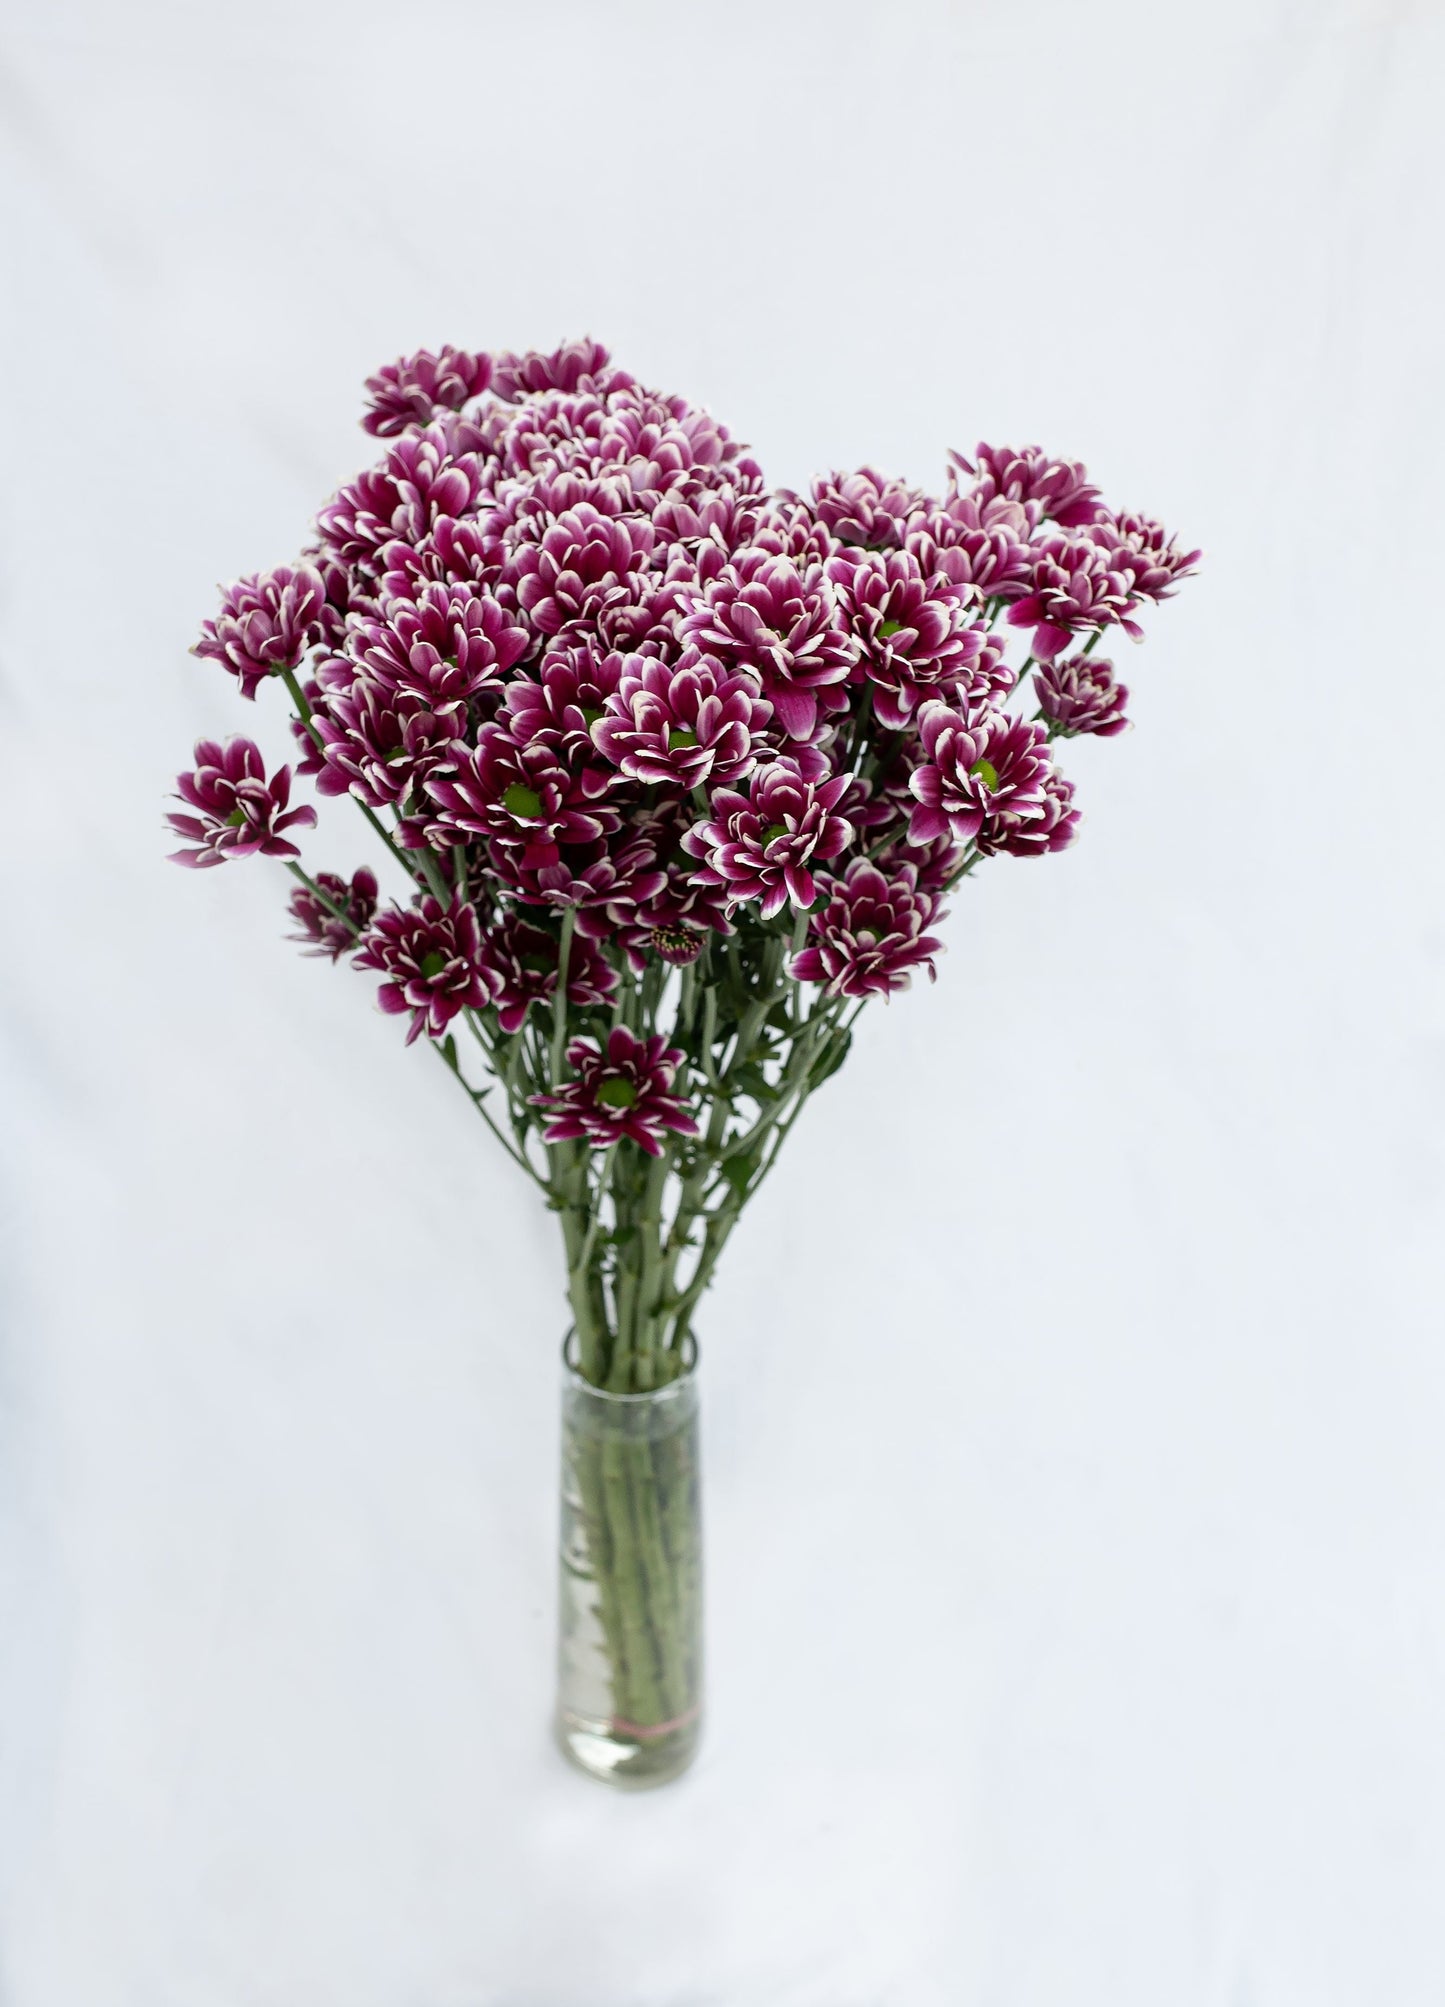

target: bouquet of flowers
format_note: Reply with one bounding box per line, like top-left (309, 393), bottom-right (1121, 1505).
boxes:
top-left (169, 337), bottom-right (1196, 1783)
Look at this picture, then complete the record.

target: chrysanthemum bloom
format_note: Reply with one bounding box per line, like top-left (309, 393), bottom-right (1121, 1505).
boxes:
top-left (954, 443), bottom-right (1102, 527)
top-left (313, 681), bottom-right (462, 808)
top-left (492, 338), bottom-right (624, 402)
top-left (1089, 511), bottom-right (1200, 603)
top-left (828, 550), bottom-right (983, 729)
top-left (682, 756), bottom-right (853, 918)
top-left (791, 858), bottom-right (943, 1000)
top-left (680, 551), bottom-right (853, 740)
top-left (194, 566), bottom-right (327, 700)
top-left (362, 347), bottom-right (494, 437)
top-left (1007, 533), bottom-right (1144, 661)
top-left (424, 725), bottom-right (617, 867)
top-left (593, 649), bottom-right (772, 789)
top-left (286, 867), bottom-right (379, 959)
top-left (504, 504), bottom-right (656, 636)
top-left (905, 493), bottom-right (1035, 603)
top-left (1034, 653), bottom-right (1130, 737)
top-left (907, 701), bottom-right (1052, 846)
top-left (348, 583), bottom-right (530, 716)
top-left (473, 910), bottom-right (618, 1033)
top-left (318, 427), bottom-right (488, 561)
top-left (499, 642), bottom-right (627, 764)
top-left (167, 739), bottom-right (318, 868)
top-left (354, 894), bottom-right (497, 1044)
top-left (610, 804), bottom-right (736, 968)
top-left (379, 516), bottom-right (501, 600)
top-left (809, 468), bottom-right (922, 550)
top-left (489, 827), bottom-right (667, 932)
top-left (976, 768), bottom-right (1080, 857)
top-left (532, 1025), bottom-right (699, 1155)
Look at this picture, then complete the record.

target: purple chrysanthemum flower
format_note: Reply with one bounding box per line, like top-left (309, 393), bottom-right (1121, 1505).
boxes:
top-left (790, 858), bottom-right (943, 1000)
top-left (905, 493), bottom-right (1035, 603)
top-left (907, 701), bottom-right (1053, 846)
top-left (424, 724), bottom-right (616, 867)
top-left (809, 468), bottom-right (923, 550)
top-left (593, 648), bottom-right (771, 789)
top-left (348, 583), bottom-right (530, 716)
top-left (1034, 653), bottom-right (1130, 737)
top-left (828, 550), bottom-right (984, 729)
top-left (504, 504), bottom-right (656, 636)
top-left (489, 827), bottom-right (667, 931)
top-left (977, 767), bottom-right (1080, 857)
top-left (313, 681), bottom-right (462, 808)
top-left (286, 867), bottom-right (379, 959)
top-left (354, 894), bottom-right (497, 1044)
top-left (474, 910), bottom-right (617, 1034)
top-left (167, 738), bottom-right (317, 868)
top-left (378, 516), bottom-right (501, 599)
top-left (954, 443), bottom-right (1102, 527)
top-left (317, 428), bottom-right (488, 562)
top-left (498, 641), bottom-right (628, 765)
top-left (1089, 511), bottom-right (1200, 603)
top-left (1007, 533), bottom-right (1144, 661)
top-left (682, 755), bottom-right (853, 918)
top-left (362, 347), bottom-right (494, 437)
top-left (492, 338), bottom-right (625, 402)
top-left (532, 1025), bottom-right (699, 1156)
top-left (193, 566), bottom-right (326, 701)
top-left (680, 551), bottom-right (853, 741)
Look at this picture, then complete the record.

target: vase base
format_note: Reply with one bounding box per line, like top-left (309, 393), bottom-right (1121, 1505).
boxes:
top-left (555, 1707), bottom-right (701, 1789)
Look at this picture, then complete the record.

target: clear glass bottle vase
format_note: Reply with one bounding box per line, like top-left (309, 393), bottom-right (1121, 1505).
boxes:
top-left (555, 1358), bottom-right (703, 1787)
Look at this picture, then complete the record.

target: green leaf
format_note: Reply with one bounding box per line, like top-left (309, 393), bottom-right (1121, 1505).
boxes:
top-left (718, 1150), bottom-right (761, 1198)
top-left (809, 1028), bottom-right (853, 1091)
top-left (732, 1063), bottom-right (779, 1104)
top-left (440, 1034), bottom-right (459, 1072)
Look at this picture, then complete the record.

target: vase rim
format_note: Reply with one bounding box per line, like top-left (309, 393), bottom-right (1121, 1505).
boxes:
top-left (561, 1327), bottom-right (698, 1398)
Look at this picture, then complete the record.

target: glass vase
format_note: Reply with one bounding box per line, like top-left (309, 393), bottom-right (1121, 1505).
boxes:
top-left (555, 1360), bottom-right (703, 1787)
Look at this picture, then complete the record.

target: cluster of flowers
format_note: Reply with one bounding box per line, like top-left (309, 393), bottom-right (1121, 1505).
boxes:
top-left (171, 338), bottom-right (1195, 1152)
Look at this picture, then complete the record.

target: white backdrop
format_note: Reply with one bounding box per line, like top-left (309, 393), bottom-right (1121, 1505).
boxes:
top-left (2, 2), bottom-right (1442, 2002)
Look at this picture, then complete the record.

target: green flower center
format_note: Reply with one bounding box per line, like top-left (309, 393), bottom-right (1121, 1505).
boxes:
top-left (878, 618), bottom-right (904, 638)
top-left (969, 757), bottom-right (1001, 791)
top-left (502, 782), bottom-right (544, 820)
top-left (596, 1076), bottom-right (638, 1110)
top-left (668, 728), bottom-right (699, 750)
top-left (224, 807), bottom-right (247, 827)
top-left (419, 951), bottom-right (447, 980)
top-left (761, 823), bottom-right (790, 849)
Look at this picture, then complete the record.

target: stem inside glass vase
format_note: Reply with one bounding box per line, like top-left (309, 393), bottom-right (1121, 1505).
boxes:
top-left (555, 1350), bottom-right (702, 1787)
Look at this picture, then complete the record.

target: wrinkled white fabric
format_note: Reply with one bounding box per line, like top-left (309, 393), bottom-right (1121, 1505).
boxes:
top-left (1, 3), bottom-right (1441, 2002)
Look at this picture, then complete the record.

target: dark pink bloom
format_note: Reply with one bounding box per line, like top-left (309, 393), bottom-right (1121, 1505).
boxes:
top-left (1007, 533), bottom-right (1144, 660)
top-left (1089, 511), bottom-right (1200, 603)
top-left (499, 642), bottom-right (626, 764)
top-left (593, 649), bottom-right (771, 789)
top-left (363, 347), bottom-right (494, 436)
top-left (313, 681), bottom-right (462, 807)
top-left (504, 504), bottom-right (655, 635)
top-left (680, 551), bottom-right (853, 740)
top-left (682, 756), bottom-right (853, 918)
top-left (379, 516), bottom-right (501, 599)
top-left (286, 867), bottom-right (379, 959)
top-left (829, 550), bottom-right (984, 729)
top-left (954, 443), bottom-right (1102, 527)
top-left (354, 894), bottom-right (497, 1044)
top-left (907, 702), bottom-right (1052, 846)
top-left (532, 1025), bottom-right (698, 1155)
top-left (474, 910), bottom-right (617, 1033)
top-left (905, 493), bottom-right (1034, 602)
top-left (1035, 653), bottom-right (1129, 737)
top-left (349, 584), bottom-right (530, 715)
top-left (167, 739), bottom-right (317, 868)
top-left (791, 859), bottom-right (943, 999)
top-left (423, 725), bottom-right (617, 866)
top-left (318, 428), bottom-right (487, 561)
top-left (977, 768), bottom-right (1080, 857)
top-left (492, 338), bottom-right (624, 401)
top-left (489, 827), bottom-right (666, 929)
top-left (611, 803), bottom-right (735, 969)
top-left (194, 566), bottom-right (326, 700)
top-left (809, 468), bottom-right (922, 550)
